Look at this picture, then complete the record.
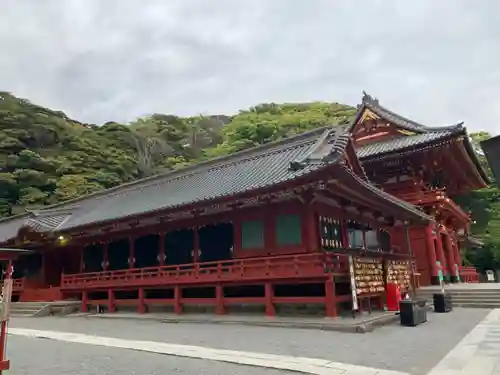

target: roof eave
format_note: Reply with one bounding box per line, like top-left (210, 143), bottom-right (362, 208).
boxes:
top-left (340, 166), bottom-right (433, 225)
top-left (360, 93), bottom-right (464, 134)
top-left (461, 131), bottom-right (491, 186)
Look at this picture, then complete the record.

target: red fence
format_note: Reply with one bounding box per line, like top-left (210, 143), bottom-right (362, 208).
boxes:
top-left (61, 252), bottom-right (349, 290)
top-left (460, 266), bottom-right (480, 283)
top-left (12, 278), bottom-right (24, 292)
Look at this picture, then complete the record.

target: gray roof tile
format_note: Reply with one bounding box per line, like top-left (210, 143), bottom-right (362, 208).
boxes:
top-left (357, 92), bottom-right (463, 134)
top-left (0, 126), bottom-right (433, 242)
top-left (60, 128), bottom-right (345, 230)
top-left (357, 130), bottom-right (457, 159)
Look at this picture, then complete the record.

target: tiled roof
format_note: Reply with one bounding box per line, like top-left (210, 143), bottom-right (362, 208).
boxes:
top-left (59, 127), bottom-right (348, 230)
top-left (0, 126), bottom-right (431, 243)
top-left (357, 130), bottom-right (459, 159)
top-left (355, 92), bottom-right (463, 134)
top-left (0, 216), bottom-right (29, 244)
top-left (353, 93), bottom-right (489, 184)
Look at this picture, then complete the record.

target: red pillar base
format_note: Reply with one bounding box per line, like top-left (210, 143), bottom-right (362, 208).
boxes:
top-left (138, 288), bottom-right (146, 314)
top-left (215, 285), bottom-right (225, 315)
top-left (325, 278), bottom-right (337, 318)
top-left (265, 283), bottom-right (275, 317)
top-left (81, 292), bottom-right (88, 313)
top-left (108, 289), bottom-right (115, 313)
top-left (174, 285), bottom-right (182, 315)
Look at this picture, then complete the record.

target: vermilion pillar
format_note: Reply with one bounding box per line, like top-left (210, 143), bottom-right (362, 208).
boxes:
top-left (193, 227), bottom-right (199, 263)
top-left (444, 233), bottom-right (459, 282)
top-left (102, 242), bottom-right (109, 271)
top-left (425, 225), bottom-right (439, 285)
top-left (443, 233), bottom-right (456, 279)
top-left (158, 232), bottom-right (165, 266)
top-left (435, 232), bottom-right (447, 278)
top-left (129, 236), bottom-right (135, 269)
top-left (454, 238), bottom-right (462, 267)
top-left (303, 205), bottom-right (319, 252)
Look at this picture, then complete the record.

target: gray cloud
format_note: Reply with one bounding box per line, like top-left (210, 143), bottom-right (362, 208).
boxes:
top-left (0, 0), bottom-right (499, 134)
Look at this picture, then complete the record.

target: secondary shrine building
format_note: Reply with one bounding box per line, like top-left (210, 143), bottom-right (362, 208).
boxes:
top-left (0, 93), bottom-right (488, 317)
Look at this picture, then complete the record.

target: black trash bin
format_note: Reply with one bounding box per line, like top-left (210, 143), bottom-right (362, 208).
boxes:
top-left (399, 299), bottom-right (428, 327)
top-left (433, 293), bottom-right (452, 313)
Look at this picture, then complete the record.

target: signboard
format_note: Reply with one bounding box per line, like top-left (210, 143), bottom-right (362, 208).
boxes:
top-left (1, 280), bottom-right (12, 322)
top-left (486, 270), bottom-right (495, 282)
top-left (348, 256), bottom-right (358, 310)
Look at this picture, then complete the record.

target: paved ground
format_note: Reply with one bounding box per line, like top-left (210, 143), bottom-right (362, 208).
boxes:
top-left (6, 335), bottom-right (295, 375)
top-left (428, 309), bottom-right (500, 375)
top-left (8, 308), bottom-right (490, 375)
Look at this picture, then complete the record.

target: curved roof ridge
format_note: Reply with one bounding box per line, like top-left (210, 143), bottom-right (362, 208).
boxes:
top-left (361, 92), bottom-right (464, 133)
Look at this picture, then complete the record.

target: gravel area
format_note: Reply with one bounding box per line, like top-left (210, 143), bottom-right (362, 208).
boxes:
top-left (6, 335), bottom-right (295, 375)
top-left (10, 308), bottom-right (491, 375)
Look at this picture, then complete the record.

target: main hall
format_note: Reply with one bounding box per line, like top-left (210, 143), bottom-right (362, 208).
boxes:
top-left (0, 93), bottom-right (488, 317)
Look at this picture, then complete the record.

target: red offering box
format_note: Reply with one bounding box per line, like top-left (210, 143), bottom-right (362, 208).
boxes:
top-left (386, 282), bottom-right (402, 312)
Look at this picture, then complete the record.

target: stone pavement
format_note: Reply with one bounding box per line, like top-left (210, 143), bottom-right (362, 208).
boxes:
top-left (6, 335), bottom-right (297, 375)
top-left (9, 308), bottom-right (490, 375)
top-left (9, 327), bottom-right (409, 375)
top-left (428, 308), bottom-right (500, 375)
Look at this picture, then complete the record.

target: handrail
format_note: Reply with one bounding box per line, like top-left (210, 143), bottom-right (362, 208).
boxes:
top-left (61, 252), bottom-right (350, 290)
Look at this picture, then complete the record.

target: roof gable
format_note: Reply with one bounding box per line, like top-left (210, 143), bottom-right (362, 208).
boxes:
top-left (350, 92), bottom-right (463, 146)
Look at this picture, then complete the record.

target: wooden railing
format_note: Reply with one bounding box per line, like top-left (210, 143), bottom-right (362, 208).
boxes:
top-left (61, 252), bottom-right (350, 290)
top-left (460, 266), bottom-right (480, 283)
top-left (0, 277), bottom-right (25, 294)
top-left (12, 277), bottom-right (25, 291)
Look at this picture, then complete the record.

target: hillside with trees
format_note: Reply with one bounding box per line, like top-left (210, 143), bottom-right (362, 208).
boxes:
top-left (0, 91), bottom-right (497, 271)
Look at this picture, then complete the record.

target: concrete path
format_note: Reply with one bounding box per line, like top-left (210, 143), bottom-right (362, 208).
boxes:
top-left (9, 327), bottom-right (409, 375)
top-left (428, 308), bottom-right (500, 375)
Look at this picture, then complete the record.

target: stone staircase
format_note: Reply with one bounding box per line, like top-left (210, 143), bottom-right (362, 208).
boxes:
top-left (417, 284), bottom-right (500, 309)
top-left (9, 301), bottom-right (81, 317)
top-left (10, 302), bottom-right (48, 317)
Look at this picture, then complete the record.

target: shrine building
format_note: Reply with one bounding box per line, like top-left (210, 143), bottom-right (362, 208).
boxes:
top-left (0, 93), bottom-right (488, 317)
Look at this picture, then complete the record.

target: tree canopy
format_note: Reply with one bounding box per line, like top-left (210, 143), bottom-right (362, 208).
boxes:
top-left (0, 91), bottom-right (497, 271)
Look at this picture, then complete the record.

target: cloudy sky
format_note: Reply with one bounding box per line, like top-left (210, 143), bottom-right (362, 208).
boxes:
top-left (1, 0), bottom-right (499, 134)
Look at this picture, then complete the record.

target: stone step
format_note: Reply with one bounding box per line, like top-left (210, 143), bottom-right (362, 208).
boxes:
top-left (11, 302), bottom-right (49, 307)
top-left (452, 298), bottom-right (500, 305)
top-left (10, 306), bottom-right (43, 312)
top-left (419, 293), bottom-right (500, 298)
top-left (418, 293), bottom-right (500, 298)
top-left (9, 302), bottom-right (48, 316)
top-left (452, 302), bottom-right (500, 309)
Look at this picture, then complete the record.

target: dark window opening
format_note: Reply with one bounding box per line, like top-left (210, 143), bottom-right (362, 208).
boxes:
top-left (199, 222), bottom-right (234, 263)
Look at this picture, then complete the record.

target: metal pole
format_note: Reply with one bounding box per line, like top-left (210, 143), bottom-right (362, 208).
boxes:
top-left (404, 225), bottom-right (417, 298)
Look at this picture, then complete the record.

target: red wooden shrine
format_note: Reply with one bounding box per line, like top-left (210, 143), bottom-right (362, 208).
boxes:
top-left (0, 93), bottom-right (487, 318)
